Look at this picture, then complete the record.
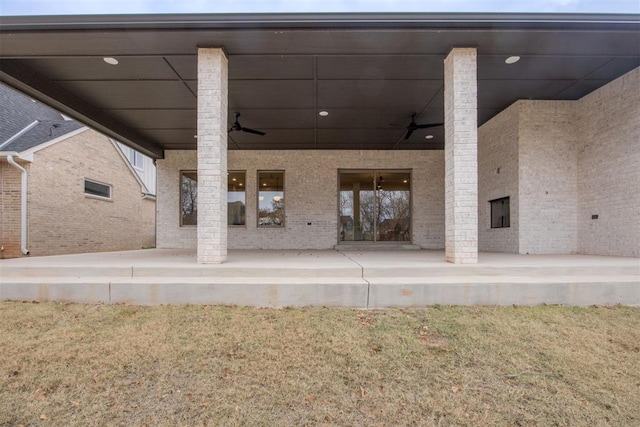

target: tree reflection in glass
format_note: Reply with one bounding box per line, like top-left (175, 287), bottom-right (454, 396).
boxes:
top-left (258, 171), bottom-right (285, 227)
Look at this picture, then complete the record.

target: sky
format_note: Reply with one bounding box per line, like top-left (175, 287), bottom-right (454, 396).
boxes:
top-left (0, 0), bottom-right (638, 15)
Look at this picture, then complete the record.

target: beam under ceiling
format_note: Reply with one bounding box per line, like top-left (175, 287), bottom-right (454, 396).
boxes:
top-left (0, 59), bottom-right (164, 159)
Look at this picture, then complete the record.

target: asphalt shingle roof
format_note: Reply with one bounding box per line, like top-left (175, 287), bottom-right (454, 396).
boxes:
top-left (0, 83), bottom-right (84, 152)
top-left (2, 120), bottom-right (85, 152)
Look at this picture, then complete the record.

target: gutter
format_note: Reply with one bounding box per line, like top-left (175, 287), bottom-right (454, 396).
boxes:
top-left (0, 13), bottom-right (638, 31)
top-left (0, 152), bottom-right (29, 255)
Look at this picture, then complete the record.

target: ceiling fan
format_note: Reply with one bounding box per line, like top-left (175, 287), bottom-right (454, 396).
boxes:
top-left (228, 112), bottom-right (266, 136)
top-left (404, 113), bottom-right (443, 140)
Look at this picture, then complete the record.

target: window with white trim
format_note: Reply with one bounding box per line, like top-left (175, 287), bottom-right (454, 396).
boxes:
top-left (84, 179), bottom-right (111, 199)
top-left (131, 150), bottom-right (143, 169)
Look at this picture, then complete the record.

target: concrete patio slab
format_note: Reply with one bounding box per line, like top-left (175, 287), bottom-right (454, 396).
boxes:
top-left (368, 280), bottom-right (639, 307)
top-left (1, 249), bottom-right (638, 307)
top-left (0, 278), bottom-right (111, 304)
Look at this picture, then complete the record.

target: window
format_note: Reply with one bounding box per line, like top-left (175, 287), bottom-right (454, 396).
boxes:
top-left (490, 197), bottom-right (510, 228)
top-left (84, 179), bottom-right (111, 199)
top-left (258, 171), bottom-right (284, 227)
top-left (180, 171), bottom-right (247, 226)
top-left (180, 171), bottom-right (197, 226)
top-left (131, 149), bottom-right (143, 169)
top-left (228, 171), bottom-right (246, 226)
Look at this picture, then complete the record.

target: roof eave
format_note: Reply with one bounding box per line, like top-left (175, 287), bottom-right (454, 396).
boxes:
top-left (1, 12), bottom-right (639, 32)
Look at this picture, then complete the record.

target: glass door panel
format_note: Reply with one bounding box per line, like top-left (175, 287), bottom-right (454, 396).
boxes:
top-left (339, 171), bottom-right (374, 242)
top-left (339, 170), bottom-right (411, 243)
top-left (375, 171), bottom-right (411, 241)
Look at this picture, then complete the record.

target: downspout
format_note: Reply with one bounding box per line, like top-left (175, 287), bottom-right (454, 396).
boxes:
top-left (5, 154), bottom-right (30, 255)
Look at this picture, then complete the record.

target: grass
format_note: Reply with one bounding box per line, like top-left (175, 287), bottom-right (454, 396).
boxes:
top-left (1, 303), bottom-right (639, 426)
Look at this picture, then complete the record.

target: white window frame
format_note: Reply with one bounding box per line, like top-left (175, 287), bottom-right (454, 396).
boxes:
top-left (84, 178), bottom-right (112, 200)
top-left (131, 149), bottom-right (144, 170)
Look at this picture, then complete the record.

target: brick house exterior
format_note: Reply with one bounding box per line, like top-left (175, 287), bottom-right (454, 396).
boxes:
top-left (478, 67), bottom-right (639, 257)
top-left (0, 14), bottom-right (637, 264)
top-left (0, 85), bottom-right (156, 258)
top-left (155, 66), bottom-right (639, 258)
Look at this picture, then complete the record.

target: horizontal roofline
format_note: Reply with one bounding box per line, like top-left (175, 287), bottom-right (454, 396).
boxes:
top-left (1, 12), bottom-right (639, 31)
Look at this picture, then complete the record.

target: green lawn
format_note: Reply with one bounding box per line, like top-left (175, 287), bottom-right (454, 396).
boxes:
top-left (1, 302), bottom-right (638, 426)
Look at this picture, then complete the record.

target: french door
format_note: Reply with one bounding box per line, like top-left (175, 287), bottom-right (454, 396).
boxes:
top-left (338, 170), bottom-right (411, 243)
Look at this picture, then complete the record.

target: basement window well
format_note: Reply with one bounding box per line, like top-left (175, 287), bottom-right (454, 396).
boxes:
top-left (490, 197), bottom-right (510, 228)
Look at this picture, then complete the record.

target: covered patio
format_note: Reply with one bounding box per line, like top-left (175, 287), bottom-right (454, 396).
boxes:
top-left (1, 249), bottom-right (637, 307)
top-left (1, 13), bottom-right (638, 267)
top-left (0, 13), bottom-right (638, 307)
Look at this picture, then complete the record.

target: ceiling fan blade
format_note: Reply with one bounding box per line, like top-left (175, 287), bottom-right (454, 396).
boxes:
top-left (416, 123), bottom-right (444, 129)
top-left (404, 128), bottom-right (415, 140)
top-left (241, 127), bottom-right (266, 136)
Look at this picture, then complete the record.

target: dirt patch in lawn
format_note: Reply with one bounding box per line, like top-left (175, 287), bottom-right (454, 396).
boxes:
top-left (1, 303), bottom-right (638, 426)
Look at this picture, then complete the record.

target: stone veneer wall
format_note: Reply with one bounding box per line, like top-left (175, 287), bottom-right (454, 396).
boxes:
top-left (478, 104), bottom-right (519, 253)
top-left (576, 67), bottom-right (640, 257)
top-left (156, 150), bottom-right (445, 250)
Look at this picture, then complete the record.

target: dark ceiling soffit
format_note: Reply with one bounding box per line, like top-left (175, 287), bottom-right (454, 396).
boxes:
top-left (1, 12), bottom-right (638, 31)
top-left (0, 59), bottom-right (164, 159)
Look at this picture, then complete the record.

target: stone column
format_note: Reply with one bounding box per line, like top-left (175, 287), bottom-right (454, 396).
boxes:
top-left (444, 48), bottom-right (478, 263)
top-left (197, 48), bottom-right (228, 263)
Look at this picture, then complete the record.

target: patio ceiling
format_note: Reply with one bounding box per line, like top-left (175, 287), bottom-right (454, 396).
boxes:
top-left (0, 13), bottom-right (638, 158)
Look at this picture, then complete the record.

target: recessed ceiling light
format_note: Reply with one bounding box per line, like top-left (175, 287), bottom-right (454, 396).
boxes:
top-left (103, 57), bottom-right (119, 65)
top-left (263, 183), bottom-right (267, 187)
top-left (505, 56), bottom-right (520, 64)
top-left (425, 135), bottom-right (434, 140)
top-left (318, 111), bottom-right (329, 117)
top-left (239, 183), bottom-right (243, 186)
top-left (403, 179), bottom-right (408, 184)
top-left (232, 178), bottom-right (236, 182)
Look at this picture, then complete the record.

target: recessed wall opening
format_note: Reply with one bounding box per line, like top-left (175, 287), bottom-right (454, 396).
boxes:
top-left (490, 197), bottom-right (510, 228)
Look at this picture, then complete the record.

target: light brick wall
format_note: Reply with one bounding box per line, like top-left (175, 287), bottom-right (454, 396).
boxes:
top-left (197, 48), bottom-right (228, 263)
top-left (156, 150), bottom-right (197, 249)
top-left (444, 48), bottom-right (478, 263)
top-left (0, 161), bottom-right (25, 258)
top-left (518, 100), bottom-right (578, 254)
top-left (157, 150), bottom-right (445, 250)
top-left (477, 67), bottom-right (639, 257)
top-left (576, 67), bottom-right (640, 257)
top-left (478, 104), bottom-right (519, 253)
top-left (15, 129), bottom-right (156, 257)
top-left (478, 100), bottom-right (579, 255)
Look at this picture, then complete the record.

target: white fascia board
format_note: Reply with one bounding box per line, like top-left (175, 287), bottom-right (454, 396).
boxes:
top-left (110, 138), bottom-right (150, 194)
top-left (0, 120), bottom-right (39, 151)
top-left (18, 126), bottom-right (90, 162)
